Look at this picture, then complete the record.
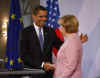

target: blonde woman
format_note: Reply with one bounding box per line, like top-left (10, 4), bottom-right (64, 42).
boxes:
top-left (44, 15), bottom-right (83, 78)
top-left (54, 15), bottom-right (83, 78)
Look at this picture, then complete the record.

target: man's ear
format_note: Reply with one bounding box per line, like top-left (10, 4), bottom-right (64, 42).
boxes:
top-left (32, 14), bottom-right (35, 19)
top-left (32, 14), bottom-right (36, 21)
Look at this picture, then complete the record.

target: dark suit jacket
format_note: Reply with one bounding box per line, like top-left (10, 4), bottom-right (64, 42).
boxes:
top-left (20, 25), bottom-right (62, 78)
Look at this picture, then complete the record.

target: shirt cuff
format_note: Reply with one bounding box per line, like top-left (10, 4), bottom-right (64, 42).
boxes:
top-left (41, 62), bottom-right (44, 68)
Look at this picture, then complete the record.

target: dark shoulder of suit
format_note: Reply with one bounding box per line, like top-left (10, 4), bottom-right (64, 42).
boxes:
top-left (44, 26), bottom-right (63, 50)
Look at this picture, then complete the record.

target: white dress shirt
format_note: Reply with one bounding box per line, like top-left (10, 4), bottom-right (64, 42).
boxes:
top-left (33, 23), bottom-right (44, 41)
top-left (33, 22), bottom-right (44, 68)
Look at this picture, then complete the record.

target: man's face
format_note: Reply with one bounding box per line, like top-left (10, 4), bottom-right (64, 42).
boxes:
top-left (32, 10), bottom-right (47, 27)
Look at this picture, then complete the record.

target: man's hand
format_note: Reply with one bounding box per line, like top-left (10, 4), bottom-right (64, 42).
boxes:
top-left (43, 62), bottom-right (55, 71)
top-left (80, 33), bottom-right (88, 43)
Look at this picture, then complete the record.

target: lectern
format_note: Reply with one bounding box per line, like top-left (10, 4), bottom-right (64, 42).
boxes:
top-left (0, 68), bottom-right (45, 78)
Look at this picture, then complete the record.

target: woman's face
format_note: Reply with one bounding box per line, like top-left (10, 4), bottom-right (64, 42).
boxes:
top-left (59, 26), bottom-right (66, 36)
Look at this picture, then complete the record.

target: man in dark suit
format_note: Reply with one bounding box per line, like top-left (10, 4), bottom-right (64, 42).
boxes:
top-left (20, 5), bottom-right (63, 78)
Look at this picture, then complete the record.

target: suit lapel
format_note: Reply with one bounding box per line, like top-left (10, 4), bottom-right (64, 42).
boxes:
top-left (30, 26), bottom-right (49, 55)
top-left (31, 25), bottom-right (41, 48)
top-left (43, 27), bottom-right (49, 54)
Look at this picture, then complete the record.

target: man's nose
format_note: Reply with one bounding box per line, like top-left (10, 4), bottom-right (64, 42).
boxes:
top-left (42, 16), bottom-right (47, 20)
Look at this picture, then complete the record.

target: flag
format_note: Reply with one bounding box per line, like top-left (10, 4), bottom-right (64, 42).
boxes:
top-left (46, 0), bottom-right (60, 29)
top-left (46, 0), bottom-right (64, 62)
top-left (5, 0), bottom-right (23, 70)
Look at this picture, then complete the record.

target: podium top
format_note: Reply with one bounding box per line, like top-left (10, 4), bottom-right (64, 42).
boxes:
top-left (0, 69), bottom-right (45, 75)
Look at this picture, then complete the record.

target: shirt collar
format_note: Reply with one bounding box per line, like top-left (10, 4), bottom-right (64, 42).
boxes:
top-left (33, 22), bottom-right (44, 37)
top-left (33, 22), bottom-right (43, 30)
top-left (33, 22), bottom-right (40, 30)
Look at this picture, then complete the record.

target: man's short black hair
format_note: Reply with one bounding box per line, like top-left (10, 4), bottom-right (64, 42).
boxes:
top-left (33, 5), bottom-right (47, 15)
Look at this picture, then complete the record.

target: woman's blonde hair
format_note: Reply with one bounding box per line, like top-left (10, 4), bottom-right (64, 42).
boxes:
top-left (58, 15), bottom-right (79, 33)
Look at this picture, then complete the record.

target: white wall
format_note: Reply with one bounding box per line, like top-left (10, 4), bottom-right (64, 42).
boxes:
top-left (40, 0), bottom-right (100, 78)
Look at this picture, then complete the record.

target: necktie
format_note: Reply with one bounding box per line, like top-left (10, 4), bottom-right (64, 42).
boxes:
top-left (39, 28), bottom-right (44, 51)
